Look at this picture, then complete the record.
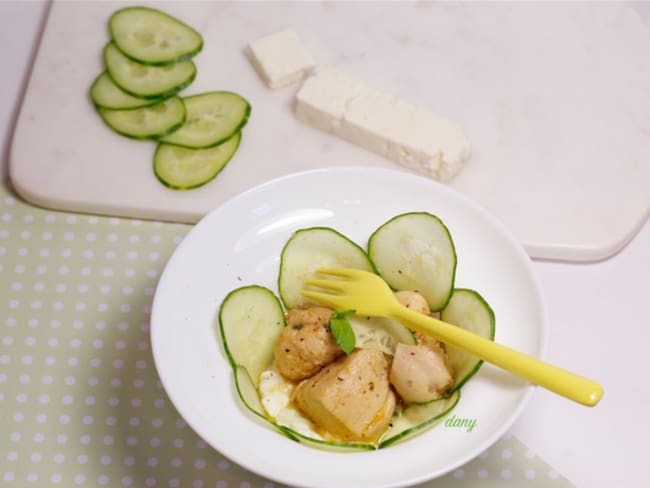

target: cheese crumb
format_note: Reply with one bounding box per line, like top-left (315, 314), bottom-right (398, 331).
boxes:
top-left (248, 29), bottom-right (315, 89)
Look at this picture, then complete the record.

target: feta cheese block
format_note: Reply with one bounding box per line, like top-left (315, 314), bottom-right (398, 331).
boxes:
top-left (296, 66), bottom-right (470, 181)
top-left (248, 29), bottom-right (315, 89)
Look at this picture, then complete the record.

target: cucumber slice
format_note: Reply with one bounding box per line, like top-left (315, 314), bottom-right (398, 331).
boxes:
top-left (104, 42), bottom-right (196, 99)
top-left (347, 315), bottom-right (415, 355)
top-left (233, 366), bottom-right (297, 441)
top-left (90, 71), bottom-right (165, 109)
top-left (280, 427), bottom-right (377, 452)
top-left (234, 365), bottom-right (267, 421)
top-left (278, 227), bottom-right (375, 309)
top-left (218, 285), bottom-right (286, 384)
top-left (378, 390), bottom-right (460, 448)
top-left (441, 289), bottom-right (496, 391)
top-left (154, 132), bottom-right (241, 190)
top-left (368, 212), bottom-right (457, 311)
top-left (97, 96), bottom-right (186, 140)
top-left (109, 6), bottom-right (203, 65)
top-left (160, 92), bottom-right (251, 148)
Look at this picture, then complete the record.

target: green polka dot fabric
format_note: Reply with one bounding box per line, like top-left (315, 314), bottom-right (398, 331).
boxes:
top-left (0, 180), bottom-right (573, 487)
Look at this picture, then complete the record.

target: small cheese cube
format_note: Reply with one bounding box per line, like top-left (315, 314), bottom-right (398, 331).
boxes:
top-left (296, 66), bottom-right (470, 181)
top-left (248, 29), bottom-right (315, 89)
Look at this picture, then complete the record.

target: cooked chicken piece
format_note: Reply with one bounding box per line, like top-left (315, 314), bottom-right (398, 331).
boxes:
top-left (394, 290), bottom-right (430, 315)
top-left (274, 307), bottom-right (343, 381)
top-left (293, 348), bottom-right (395, 442)
top-left (389, 337), bottom-right (454, 404)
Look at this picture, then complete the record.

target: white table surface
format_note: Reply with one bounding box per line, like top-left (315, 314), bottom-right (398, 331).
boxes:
top-left (1, 2), bottom-right (648, 487)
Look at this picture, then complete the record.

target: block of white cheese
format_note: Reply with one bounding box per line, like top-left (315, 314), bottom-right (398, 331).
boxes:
top-left (295, 66), bottom-right (470, 181)
top-left (248, 29), bottom-right (315, 89)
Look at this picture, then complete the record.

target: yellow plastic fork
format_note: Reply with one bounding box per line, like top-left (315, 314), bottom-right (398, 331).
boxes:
top-left (302, 268), bottom-right (603, 407)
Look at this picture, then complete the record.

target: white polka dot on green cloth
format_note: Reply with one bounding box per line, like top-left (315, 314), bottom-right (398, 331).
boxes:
top-left (0, 181), bottom-right (575, 488)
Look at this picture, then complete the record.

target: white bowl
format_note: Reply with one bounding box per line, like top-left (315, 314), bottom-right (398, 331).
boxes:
top-left (151, 166), bottom-right (547, 488)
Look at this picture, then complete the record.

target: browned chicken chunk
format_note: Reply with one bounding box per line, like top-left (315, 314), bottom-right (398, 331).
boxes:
top-left (293, 348), bottom-right (395, 442)
top-left (394, 290), bottom-right (430, 315)
top-left (389, 333), bottom-right (454, 404)
top-left (390, 290), bottom-right (454, 403)
top-left (274, 307), bottom-right (343, 381)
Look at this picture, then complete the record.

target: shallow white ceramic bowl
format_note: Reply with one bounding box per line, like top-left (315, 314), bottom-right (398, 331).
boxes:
top-left (151, 166), bottom-right (547, 488)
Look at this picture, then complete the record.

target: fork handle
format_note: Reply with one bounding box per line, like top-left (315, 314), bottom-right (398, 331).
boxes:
top-left (391, 306), bottom-right (603, 406)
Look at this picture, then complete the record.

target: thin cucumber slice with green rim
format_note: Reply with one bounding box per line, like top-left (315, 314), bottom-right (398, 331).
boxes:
top-left (104, 42), bottom-right (196, 99)
top-left (378, 390), bottom-right (460, 448)
top-left (278, 227), bottom-right (375, 309)
top-left (109, 6), bottom-right (203, 65)
top-left (440, 288), bottom-right (496, 391)
top-left (368, 212), bottom-right (457, 311)
top-left (279, 426), bottom-right (377, 452)
top-left (233, 366), bottom-right (295, 440)
top-left (154, 132), bottom-right (241, 190)
top-left (160, 92), bottom-right (251, 148)
top-left (97, 96), bottom-right (186, 140)
top-left (90, 71), bottom-right (165, 110)
top-left (218, 285), bottom-right (286, 385)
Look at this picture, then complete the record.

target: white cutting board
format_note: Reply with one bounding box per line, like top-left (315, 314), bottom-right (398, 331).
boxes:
top-left (10, 1), bottom-right (650, 262)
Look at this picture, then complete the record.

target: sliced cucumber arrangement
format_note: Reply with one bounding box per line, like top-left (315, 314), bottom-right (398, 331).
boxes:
top-left (104, 42), bottom-right (196, 99)
top-left (160, 92), bottom-right (251, 148)
top-left (154, 132), bottom-right (241, 190)
top-left (218, 215), bottom-right (497, 451)
top-left (368, 212), bottom-right (457, 311)
top-left (109, 6), bottom-right (203, 65)
top-left (278, 227), bottom-right (375, 309)
top-left (90, 72), bottom-right (164, 109)
top-left (98, 96), bottom-right (186, 139)
top-left (441, 289), bottom-right (495, 391)
top-left (89, 6), bottom-right (250, 191)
